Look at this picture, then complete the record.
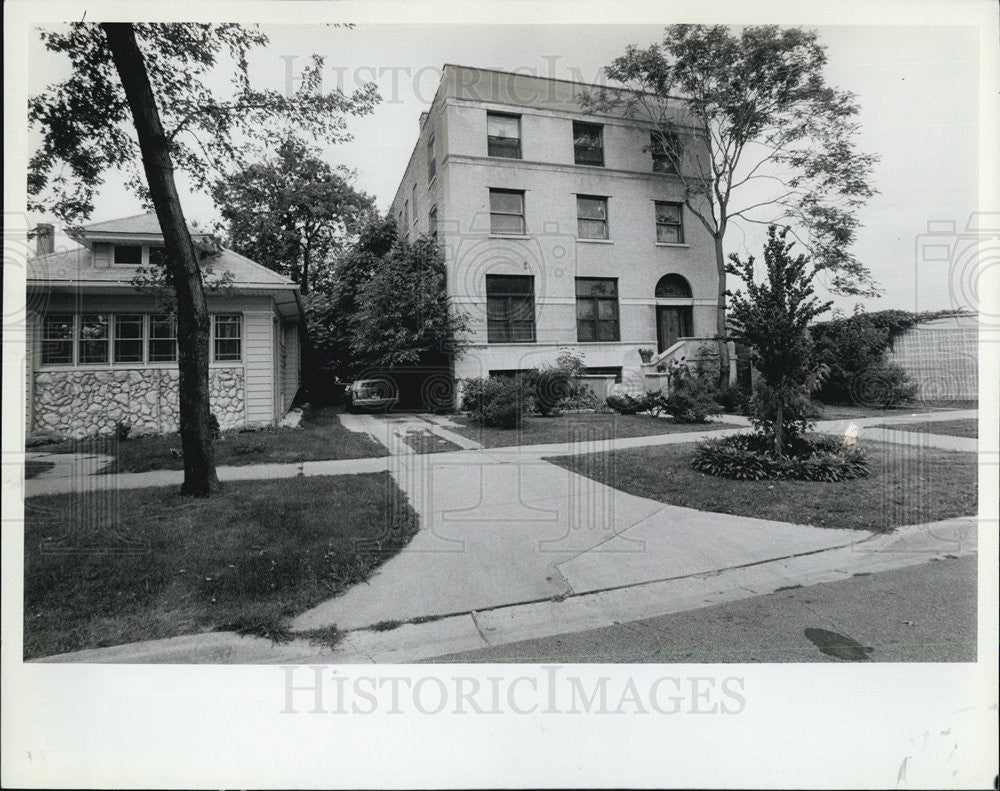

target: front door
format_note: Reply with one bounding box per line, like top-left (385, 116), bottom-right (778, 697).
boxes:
top-left (656, 306), bottom-right (692, 353)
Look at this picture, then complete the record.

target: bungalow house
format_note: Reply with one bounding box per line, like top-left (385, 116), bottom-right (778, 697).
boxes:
top-left (25, 213), bottom-right (303, 439)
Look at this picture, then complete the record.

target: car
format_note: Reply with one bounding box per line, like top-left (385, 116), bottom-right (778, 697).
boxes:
top-left (346, 378), bottom-right (399, 412)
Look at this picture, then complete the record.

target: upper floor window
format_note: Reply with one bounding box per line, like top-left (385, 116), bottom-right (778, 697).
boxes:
top-left (427, 133), bottom-right (436, 181)
top-left (411, 184), bottom-right (418, 225)
top-left (41, 314), bottom-right (74, 365)
top-left (576, 279), bottom-right (620, 342)
top-left (113, 245), bottom-right (142, 265)
top-left (651, 131), bottom-right (679, 174)
top-left (428, 206), bottom-right (438, 239)
top-left (655, 201), bottom-right (684, 244)
top-left (487, 112), bottom-right (521, 159)
top-left (573, 121), bottom-right (604, 166)
top-left (213, 314), bottom-right (242, 362)
top-left (489, 189), bottom-right (525, 235)
top-left (486, 274), bottom-right (535, 343)
top-left (403, 199), bottom-right (410, 231)
top-left (577, 195), bottom-right (609, 240)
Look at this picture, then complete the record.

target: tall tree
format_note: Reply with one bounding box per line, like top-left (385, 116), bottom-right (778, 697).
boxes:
top-left (726, 226), bottom-right (832, 454)
top-left (29, 22), bottom-right (379, 495)
top-left (212, 137), bottom-right (375, 295)
top-left (583, 24), bottom-right (879, 379)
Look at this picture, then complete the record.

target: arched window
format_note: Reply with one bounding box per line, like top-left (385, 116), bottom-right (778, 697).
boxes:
top-left (655, 273), bottom-right (692, 298)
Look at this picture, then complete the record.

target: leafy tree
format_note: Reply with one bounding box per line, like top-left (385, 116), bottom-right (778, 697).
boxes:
top-left (349, 235), bottom-right (471, 369)
top-left (726, 226), bottom-right (832, 454)
top-left (28, 22), bottom-right (378, 495)
top-left (583, 24), bottom-right (880, 380)
top-left (303, 215), bottom-right (397, 387)
top-left (212, 137), bottom-right (375, 295)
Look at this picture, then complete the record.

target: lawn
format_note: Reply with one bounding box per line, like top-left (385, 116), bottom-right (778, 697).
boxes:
top-left (33, 406), bottom-right (387, 473)
top-left (25, 460), bottom-right (55, 479)
top-left (870, 418), bottom-right (978, 439)
top-left (547, 439), bottom-right (977, 533)
top-left (448, 413), bottom-right (731, 448)
top-left (23, 472), bottom-right (418, 660)
top-left (814, 400), bottom-right (977, 420)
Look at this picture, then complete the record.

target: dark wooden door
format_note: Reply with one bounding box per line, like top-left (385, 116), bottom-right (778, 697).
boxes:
top-left (656, 306), bottom-right (692, 353)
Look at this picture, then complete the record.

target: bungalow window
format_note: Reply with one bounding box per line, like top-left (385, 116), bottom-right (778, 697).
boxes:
top-left (41, 314), bottom-right (74, 365)
top-left (489, 189), bottom-right (525, 235)
top-left (113, 245), bottom-right (142, 265)
top-left (487, 112), bottom-right (521, 159)
top-left (78, 314), bottom-right (111, 364)
top-left (213, 314), bottom-right (242, 362)
top-left (573, 121), bottom-right (604, 166)
top-left (149, 314), bottom-right (178, 362)
top-left (486, 274), bottom-right (535, 343)
top-left (576, 278), bottom-right (620, 342)
top-left (114, 314), bottom-right (145, 363)
top-left (577, 195), bottom-right (609, 240)
top-left (655, 201), bottom-right (684, 244)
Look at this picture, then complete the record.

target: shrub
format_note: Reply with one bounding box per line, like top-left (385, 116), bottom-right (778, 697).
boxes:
top-left (664, 364), bottom-right (722, 423)
top-left (850, 362), bottom-right (919, 408)
top-left (748, 379), bottom-right (820, 442)
top-left (113, 419), bottom-right (132, 442)
top-left (462, 376), bottom-right (534, 428)
top-left (716, 383), bottom-right (750, 415)
top-left (606, 391), bottom-right (658, 415)
top-left (693, 433), bottom-right (869, 482)
top-left (534, 367), bottom-right (572, 416)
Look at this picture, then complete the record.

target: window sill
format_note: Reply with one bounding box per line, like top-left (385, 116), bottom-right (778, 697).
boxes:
top-left (577, 238), bottom-right (614, 244)
top-left (655, 242), bottom-right (689, 248)
top-left (488, 234), bottom-right (531, 240)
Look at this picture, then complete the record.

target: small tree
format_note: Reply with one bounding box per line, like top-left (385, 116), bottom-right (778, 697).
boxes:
top-left (212, 136), bottom-right (375, 295)
top-left (350, 235), bottom-right (471, 369)
top-left (726, 226), bottom-right (832, 454)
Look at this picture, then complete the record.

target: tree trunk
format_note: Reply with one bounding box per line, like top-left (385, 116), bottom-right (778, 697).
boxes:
top-left (774, 399), bottom-right (784, 456)
top-left (102, 23), bottom-right (220, 496)
top-left (301, 237), bottom-right (310, 296)
top-left (713, 233), bottom-right (731, 387)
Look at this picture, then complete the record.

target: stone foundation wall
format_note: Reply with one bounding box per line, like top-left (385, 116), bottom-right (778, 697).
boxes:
top-left (33, 368), bottom-right (246, 438)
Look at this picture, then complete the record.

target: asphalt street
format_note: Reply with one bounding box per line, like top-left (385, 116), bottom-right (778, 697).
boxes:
top-left (430, 555), bottom-right (978, 663)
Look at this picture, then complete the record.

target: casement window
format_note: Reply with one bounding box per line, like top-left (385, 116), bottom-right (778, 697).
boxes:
top-left (213, 313), bottom-right (242, 361)
top-left (487, 112), bottom-right (521, 159)
top-left (573, 121), bottom-right (604, 166)
top-left (114, 314), bottom-right (145, 363)
top-left (411, 183), bottom-right (418, 225)
top-left (149, 314), bottom-right (178, 362)
top-left (427, 132), bottom-right (436, 181)
top-left (486, 274), bottom-right (535, 343)
top-left (576, 195), bottom-right (609, 240)
top-left (651, 131), bottom-right (679, 174)
top-left (78, 313), bottom-right (111, 364)
top-left (489, 189), bottom-right (526, 235)
top-left (655, 201), bottom-right (685, 244)
top-left (41, 314), bottom-right (74, 365)
top-left (428, 206), bottom-right (438, 238)
top-left (113, 245), bottom-right (142, 265)
top-left (575, 278), bottom-right (620, 342)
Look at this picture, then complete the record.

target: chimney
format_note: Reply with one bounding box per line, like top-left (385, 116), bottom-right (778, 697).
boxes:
top-left (419, 111), bottom-right (429, 130)
top-left (34, 223), bottom-right (55, 256)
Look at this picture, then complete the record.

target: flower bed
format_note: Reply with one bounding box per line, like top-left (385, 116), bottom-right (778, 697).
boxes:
top-left (692, 433), bottom-right (869, 482)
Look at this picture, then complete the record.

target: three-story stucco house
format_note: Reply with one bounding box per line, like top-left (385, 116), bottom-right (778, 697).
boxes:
top-left (25, 213), bottom-right (303, 438)
top-left (389, 64), bottom-right (732, 396)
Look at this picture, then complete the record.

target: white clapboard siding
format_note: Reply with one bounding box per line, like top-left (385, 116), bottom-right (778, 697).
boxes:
top-left (242, 311), bottom-right (275, 423)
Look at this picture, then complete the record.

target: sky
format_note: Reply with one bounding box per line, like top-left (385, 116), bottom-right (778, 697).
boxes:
top-left (25, 21), bottom-right (984, 314)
